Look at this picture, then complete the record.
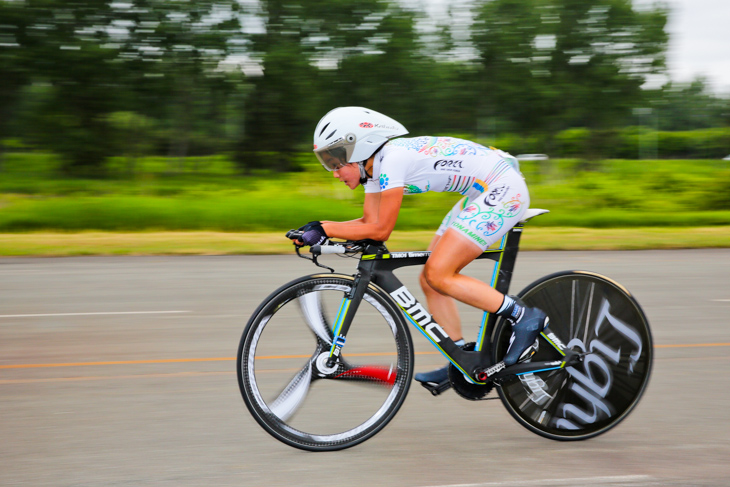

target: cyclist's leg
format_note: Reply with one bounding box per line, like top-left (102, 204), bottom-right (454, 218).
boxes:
top-left (419, 198), bottom-right (467, 342)
top-left (416, 201), bottom-right (467, 385)
top-left (423, 229), bottom-right (502, 312)
top-left (423, 171), bottom-right (530, 311)
top-left (423, 172), bottom-right (547, 365)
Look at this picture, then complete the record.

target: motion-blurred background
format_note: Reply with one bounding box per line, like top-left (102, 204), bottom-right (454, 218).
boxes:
top-left (1, 0), bottom-right (729, 244)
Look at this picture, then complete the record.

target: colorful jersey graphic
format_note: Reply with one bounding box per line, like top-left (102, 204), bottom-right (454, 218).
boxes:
top-left (364, 137), bottom-right (521, 200)
top-left (436, 168), bottom-right (529, 250)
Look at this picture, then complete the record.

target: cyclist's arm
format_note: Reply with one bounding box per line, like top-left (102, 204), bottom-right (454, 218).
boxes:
top-left (322, 189), bottom-right (403, 242)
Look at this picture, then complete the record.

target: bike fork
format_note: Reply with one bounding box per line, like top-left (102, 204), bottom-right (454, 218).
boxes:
top-left (325, 268), bottom-right (373, 368)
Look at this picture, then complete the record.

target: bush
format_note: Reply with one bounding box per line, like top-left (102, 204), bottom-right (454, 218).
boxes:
top-left (706, 171), bottom-right (730, 210)
top-left (555, 128), bottom-right (591, 157)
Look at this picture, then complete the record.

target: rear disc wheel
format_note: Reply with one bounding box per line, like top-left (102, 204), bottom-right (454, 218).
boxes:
top-left (493, 271), bottom-right (653, 440)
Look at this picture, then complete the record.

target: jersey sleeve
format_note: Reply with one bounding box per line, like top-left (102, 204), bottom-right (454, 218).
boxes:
top-left (363, 177), bottom-right (380, 194)
top-left (374, 153), bottom-right (407, 192)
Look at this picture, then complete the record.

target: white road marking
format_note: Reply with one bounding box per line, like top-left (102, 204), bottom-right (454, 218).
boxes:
top-left (0, 311), bottom-right (191, 318)
top-left (712, 299), bottom-right (730, 302)
top-left (419, 475), bottom-right (653, 487)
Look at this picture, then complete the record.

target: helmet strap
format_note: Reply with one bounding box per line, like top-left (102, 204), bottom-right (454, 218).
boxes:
top-left (358, 162), bottom-right (370, 185)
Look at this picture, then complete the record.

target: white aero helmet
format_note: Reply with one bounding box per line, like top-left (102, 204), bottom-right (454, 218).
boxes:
top-left (313, 106), bottom-right (408, 171)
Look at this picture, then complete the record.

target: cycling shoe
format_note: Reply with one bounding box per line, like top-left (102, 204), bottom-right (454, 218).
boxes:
top-left (414, 364), bottom-right (449, 385)
top-left (503, 307), bottom-right (549, 366)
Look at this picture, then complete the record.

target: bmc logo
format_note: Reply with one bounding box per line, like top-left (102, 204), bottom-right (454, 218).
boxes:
top-left (359, 122), bottom-right (374, 128)
top-left (390, 286), bottom-right (448, 343)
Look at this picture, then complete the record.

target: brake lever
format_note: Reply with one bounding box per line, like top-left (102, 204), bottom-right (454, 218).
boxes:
top-left (293, 242), bottom-right (335, 273)
top-left (309, 247), bottom-right (335, 273)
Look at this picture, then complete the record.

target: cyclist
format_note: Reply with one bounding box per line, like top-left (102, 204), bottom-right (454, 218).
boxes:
top-left (294, 106), bottom-right (549, 388)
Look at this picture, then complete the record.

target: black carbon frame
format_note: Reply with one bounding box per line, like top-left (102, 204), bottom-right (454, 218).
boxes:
top-left (330, 222), bottom-right (529, 382)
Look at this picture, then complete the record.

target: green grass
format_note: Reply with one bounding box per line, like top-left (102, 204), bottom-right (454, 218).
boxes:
top-left (2, 227), bottom-right (730, 256)
top-left (1, 152), bottom-right (730, 234)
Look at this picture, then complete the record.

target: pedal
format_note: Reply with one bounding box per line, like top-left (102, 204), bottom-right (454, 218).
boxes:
top-left (419, 379), bottom-right (452, 396)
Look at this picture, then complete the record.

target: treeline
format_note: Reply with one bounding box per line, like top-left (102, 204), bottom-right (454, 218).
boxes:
top-left (488, 126), bottom-right (730, 160)
top-left (1, 0), bottom-right (729, 175)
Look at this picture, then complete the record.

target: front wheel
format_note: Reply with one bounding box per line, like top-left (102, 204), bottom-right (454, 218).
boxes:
top-left (492, 271), bottom-right (653, 441)
top-left (237, 274), bottom-right (414, 451)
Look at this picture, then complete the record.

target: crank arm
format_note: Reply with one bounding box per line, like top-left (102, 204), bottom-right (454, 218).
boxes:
top-left (478, 359), bottom-right (567, 382)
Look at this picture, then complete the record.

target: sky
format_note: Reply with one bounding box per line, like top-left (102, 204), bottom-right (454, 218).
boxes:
top-left (653, 0), bottom-right (730, 93)
top-left (423, 0), bottom-right (730, 94)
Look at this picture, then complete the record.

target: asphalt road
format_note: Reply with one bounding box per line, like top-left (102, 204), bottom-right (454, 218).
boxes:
top-left (1, 250), bottom-right (729, 487)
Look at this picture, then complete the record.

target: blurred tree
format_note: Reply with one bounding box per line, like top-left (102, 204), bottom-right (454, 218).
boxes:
top-left (4, 0), bottom-right (727, 170)
top-left (332, 5), bottom-right (482, 136)
top-left (472, 0), bottom-right (669, 144)
top-left (0, 1), bottom-right (32, 169)
top-left (111, 0), bottom-right (245, 170)
top-left (236, 0), bottom-right (400, 173)
top-left (472, 0), bottom-right (544, 134)
top-left (5, 0), bottom-right (245, 175)
top-left (648, 78), bottom-right (730, 131)
top-left (106, 111), bottom-right (157, 175)
top-left (16, 1), bottom-right (124, 175)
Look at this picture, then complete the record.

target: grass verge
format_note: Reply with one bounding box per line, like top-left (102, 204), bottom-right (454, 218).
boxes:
top-left (1, 227), bottom-right (729, 257)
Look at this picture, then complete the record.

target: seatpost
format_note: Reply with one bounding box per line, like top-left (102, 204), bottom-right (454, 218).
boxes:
top-left (493, 224), bottom-right (525, 295)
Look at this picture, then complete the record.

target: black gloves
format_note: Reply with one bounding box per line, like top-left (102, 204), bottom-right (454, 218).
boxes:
top-left (297, 221), bottom-right (328, 246)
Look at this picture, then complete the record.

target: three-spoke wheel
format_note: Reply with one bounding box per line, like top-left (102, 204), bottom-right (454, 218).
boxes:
top-left (237, 275), bottom-right (413, 451)
top-left (492, 271), bottom-right (653, 440)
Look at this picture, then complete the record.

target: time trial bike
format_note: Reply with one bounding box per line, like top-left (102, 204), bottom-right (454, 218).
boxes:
top-left (236, 208), bottom-right (653, 451)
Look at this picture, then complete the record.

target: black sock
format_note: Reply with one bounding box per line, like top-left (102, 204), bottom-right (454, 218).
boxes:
top-left (496, 295), bottom-right (524, 323)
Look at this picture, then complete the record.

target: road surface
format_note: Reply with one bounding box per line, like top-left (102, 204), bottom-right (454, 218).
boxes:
top-left (1, 250), bottom-right (729, 486)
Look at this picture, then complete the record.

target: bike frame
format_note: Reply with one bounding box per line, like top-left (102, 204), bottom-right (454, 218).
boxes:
top-left (319, 220), bottom-right (580, 384)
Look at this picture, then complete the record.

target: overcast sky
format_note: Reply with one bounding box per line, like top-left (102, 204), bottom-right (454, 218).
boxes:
top-left (424, 0), bottom-right (730, 94)
top-left (654, 0), bottom-right (730, 94)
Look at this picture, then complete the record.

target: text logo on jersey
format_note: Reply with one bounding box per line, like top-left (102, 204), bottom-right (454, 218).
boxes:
top-left (484, 183), bottom-right (510, 207)
top-left (433, 159), bottom-right (464, 172)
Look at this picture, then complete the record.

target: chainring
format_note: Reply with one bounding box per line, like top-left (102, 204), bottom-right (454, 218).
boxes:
top-left (448, 342), bottom-right (494, 401)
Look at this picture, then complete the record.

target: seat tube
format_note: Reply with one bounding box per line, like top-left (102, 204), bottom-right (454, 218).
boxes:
top-left (476, 226), bottom-right (523, 353)
top-left (494, 224), bottom-right (524, 294)
top-left (326, 265), bottom-right (373, 367)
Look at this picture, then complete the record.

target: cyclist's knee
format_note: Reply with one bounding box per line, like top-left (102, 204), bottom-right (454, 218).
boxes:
top-left (422, 262), bottom-right (451, 295)
top-left (418, 271), bottom-right (432, 294)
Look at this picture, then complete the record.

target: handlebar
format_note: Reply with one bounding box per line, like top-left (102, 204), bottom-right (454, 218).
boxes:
top-left (285, 229), bottom-right (388, 272)
top-left (285, 230), bottom-right (381, 256)
top-left (311, 244), bottom-right (348, 255)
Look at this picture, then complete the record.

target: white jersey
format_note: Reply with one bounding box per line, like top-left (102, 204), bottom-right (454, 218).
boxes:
top-left (363, 136), bottom-right (521, 199)
top-left (363, 136), bottom-right (529, 251)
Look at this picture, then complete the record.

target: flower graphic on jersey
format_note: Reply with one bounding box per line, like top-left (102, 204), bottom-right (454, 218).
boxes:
top-left (389, 136), bottom-right (490, 158)
top-left (379, 174), bottom-right (389, 190)
top-left (480, 219), bottom-right (500, 234)
top-left (460, 204), bottom-right (480, 219)
top-left (502, 195), bottom-right (524, 218)
top-left (404, 182), bottom-right (430, 194)
top-left (474, 211), bottom-right (504, 236)
top-left (456, 206), bottom-right (506, 237)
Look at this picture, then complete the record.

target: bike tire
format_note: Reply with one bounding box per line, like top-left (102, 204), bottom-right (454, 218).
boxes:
top-left (237, 274), bottom-right (414, 451)
top-left (492, 271), bottom-right (653, 441)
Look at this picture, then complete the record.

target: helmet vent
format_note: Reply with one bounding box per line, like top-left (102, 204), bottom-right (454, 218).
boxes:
top-left (325, 129), bottom-right (337, 140)
top-left (319, 122), bottom-right (330, 136)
